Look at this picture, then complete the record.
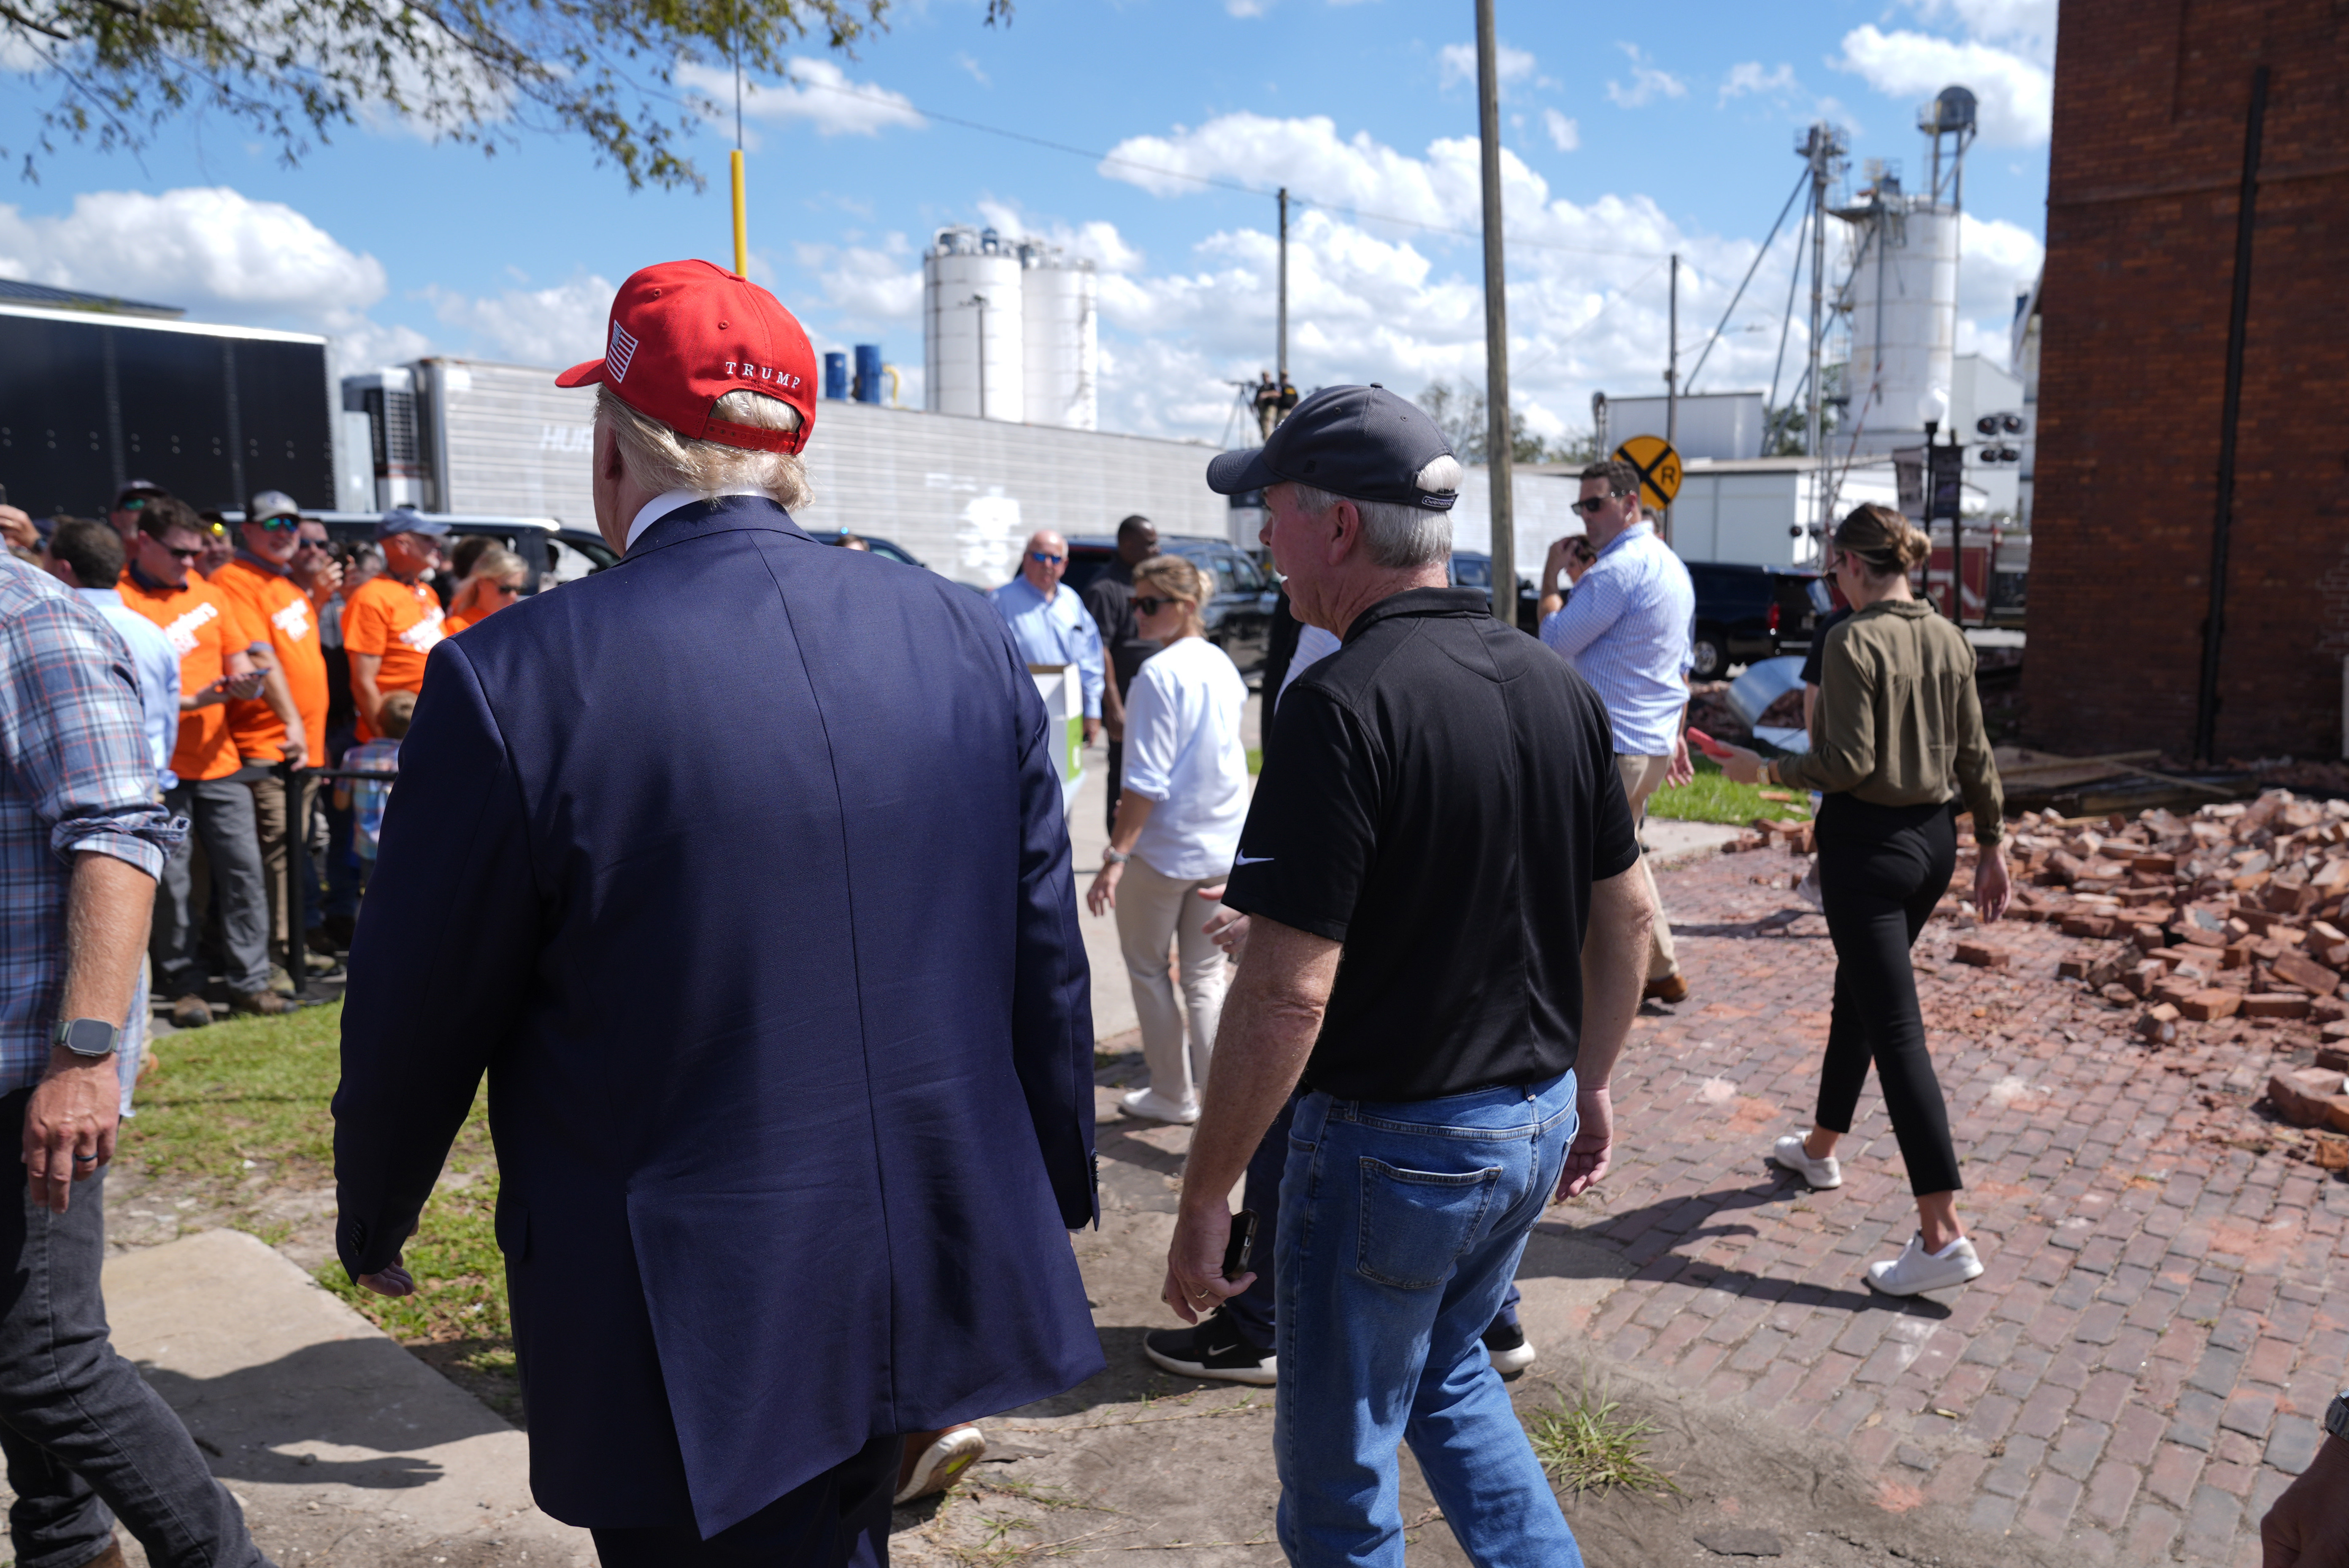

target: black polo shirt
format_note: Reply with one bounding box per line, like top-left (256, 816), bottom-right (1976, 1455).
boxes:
top-left (1222, 587), bottom-right (1641, 1102)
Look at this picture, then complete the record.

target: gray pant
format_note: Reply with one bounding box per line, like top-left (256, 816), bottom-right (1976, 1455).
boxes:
top-left (154, 779), bottom-right (271, 997)
top-left (0, 1091), bottom-right (271, 1568)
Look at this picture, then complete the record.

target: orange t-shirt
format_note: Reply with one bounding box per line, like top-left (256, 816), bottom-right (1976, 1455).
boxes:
top-left (118, 571), bottom-right (263, 783)
top-left (213, 557), bottom-right (329, 765)
top-left (342, 575), bottom-right (445, 740)
top-left (441, 594), bottom-right (513, 638)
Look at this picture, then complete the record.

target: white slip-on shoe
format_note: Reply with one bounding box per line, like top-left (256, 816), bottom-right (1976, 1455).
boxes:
top-left (895, 1424), bottom-right (987, 1504)
top-left (1769, 1134), bottom-right (1843, 1190)
top-left (1865, 1233), bottom-right (1984, 1297)
top-left (1120, 1087), bottom-right (1200, 1125)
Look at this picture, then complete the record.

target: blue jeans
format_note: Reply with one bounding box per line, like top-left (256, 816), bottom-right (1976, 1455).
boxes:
top-left (1275, 1072), bottom-right (1584, 1568)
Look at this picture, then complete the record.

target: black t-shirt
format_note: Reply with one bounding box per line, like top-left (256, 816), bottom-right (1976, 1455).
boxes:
top-left (1800, 606), bottom-right (1852, 686)
top-left (1222, 587), bottom-right (1641, 1102)
top-left (1081, 559), bottom-right (1160, 698)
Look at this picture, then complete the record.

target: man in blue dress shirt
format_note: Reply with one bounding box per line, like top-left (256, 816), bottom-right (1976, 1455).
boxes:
top-left (989, 529), bottom-right (1104, 753)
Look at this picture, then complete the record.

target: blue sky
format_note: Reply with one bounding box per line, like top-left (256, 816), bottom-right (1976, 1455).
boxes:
top-left (0, 0), bottom-right (2054, 443)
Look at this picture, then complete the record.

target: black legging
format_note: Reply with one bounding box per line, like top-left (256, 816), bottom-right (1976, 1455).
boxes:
top-left (1814, 793), bottom-right (1964, 1197)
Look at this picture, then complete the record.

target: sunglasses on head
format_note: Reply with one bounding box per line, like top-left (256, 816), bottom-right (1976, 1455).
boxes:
top-left (1028, 551), bottom-right (1066, 565)
top-left (1570, 491), bottom-right (1632, 516)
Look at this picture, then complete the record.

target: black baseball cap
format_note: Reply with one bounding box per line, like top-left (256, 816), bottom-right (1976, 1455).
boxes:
top-left (1206, 384), bottom-right (1458, 511)
top-left (245, 489), bottom-right (301, 524)
top-left (113, 479), bottom-right (168, 509)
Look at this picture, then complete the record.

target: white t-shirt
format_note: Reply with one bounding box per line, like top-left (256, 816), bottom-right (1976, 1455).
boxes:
top-left (1121, 635), bottom-right (1251, 881)
top-left (1277, 624), bottom-right (1343, 708)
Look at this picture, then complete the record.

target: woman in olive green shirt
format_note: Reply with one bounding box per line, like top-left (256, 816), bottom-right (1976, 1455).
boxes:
top-left (1715, 504), bottom-right (2009, 1298)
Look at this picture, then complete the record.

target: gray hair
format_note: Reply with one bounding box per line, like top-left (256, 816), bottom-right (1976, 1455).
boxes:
top-left (598, 385), bottom-right (811, 511)
top-left (1288, 454), bottom-right (1460, 570)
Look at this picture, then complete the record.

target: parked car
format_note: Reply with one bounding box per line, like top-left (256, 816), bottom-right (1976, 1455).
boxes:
top-left (1685, 562), bottom-right (1831, 680)
top-left (1062, 536), bottom-right (1278, 673)
top-left (1447, 551), bottom-right (1541, 633)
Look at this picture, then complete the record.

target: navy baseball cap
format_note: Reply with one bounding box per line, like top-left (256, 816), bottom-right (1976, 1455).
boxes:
top-left (376, 508), bottom-right (451, 542)
top-left (113, 479), bottom-right (167, 508)
top-left (1206, 384), bottom-right (1458, 511)
top-left (245, 489), bottom-right (301, 524)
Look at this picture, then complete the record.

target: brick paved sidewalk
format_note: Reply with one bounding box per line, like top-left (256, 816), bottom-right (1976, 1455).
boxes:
top-left (1542, 849), bottom-right (2348, 1568)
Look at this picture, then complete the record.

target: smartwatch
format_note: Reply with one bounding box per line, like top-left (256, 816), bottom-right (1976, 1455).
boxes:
top-left (2326, 1391), bottom-right (2349, 1444)
top-left (49, 1019), bottom-right (119, 1060)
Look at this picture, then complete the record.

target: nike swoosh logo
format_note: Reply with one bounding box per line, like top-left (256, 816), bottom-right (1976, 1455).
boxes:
top-left (1234, 854), bottom-right (1275, 866)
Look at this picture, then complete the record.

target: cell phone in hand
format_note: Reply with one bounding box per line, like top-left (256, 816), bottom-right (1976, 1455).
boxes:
top-left (1222, 1208), bottom-right (1259, 1280)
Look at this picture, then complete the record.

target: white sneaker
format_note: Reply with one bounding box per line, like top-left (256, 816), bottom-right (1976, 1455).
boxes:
top-left (1120, 1087), bottom-right (1199, 1124)
top-left (1769, 1134), bottom-right (1842, 1190)
top-left (1865, 1233), bottom-right (1984, 1297)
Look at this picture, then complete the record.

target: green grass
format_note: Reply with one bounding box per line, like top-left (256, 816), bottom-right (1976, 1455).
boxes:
top-left (1647, 755), bottom-right (1812, 826)
top-left (1525, 1382), bottom-right (1680, 1496)
top-left (121, 1001), bottom-right (511, 1368)
top-left (1246, 746), bottom-right (1263, 776)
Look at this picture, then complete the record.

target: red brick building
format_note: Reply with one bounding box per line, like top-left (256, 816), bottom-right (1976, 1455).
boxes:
top-left (2023, 0), bottom-right (2348, 761)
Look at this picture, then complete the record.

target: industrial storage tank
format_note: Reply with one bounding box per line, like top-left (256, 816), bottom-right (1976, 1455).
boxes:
top-left (924, 226), bottom-right (1024, 422)
top-left (1019, 243), bottom-right (1098, 431)
top-left (1837, 172), bottom-right (1959, 456)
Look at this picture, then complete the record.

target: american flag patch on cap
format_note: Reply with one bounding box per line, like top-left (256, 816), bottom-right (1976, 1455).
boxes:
top-left (606, 321), bottom-right (641, 383)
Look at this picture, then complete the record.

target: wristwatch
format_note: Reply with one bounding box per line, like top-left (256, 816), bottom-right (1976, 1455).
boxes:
top-left (50, 1018), bottom-right (119, 1059)
top-left (2326, 1391), bottom-right (2349, 1444)
top-left (1103, 848), bottom-right (1131, 866)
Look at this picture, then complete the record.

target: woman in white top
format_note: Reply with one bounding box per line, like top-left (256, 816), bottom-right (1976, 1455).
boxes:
top-left (1085, 554), bottom-right (1252, 1124)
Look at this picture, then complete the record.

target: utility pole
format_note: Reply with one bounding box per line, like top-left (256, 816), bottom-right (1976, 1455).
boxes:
top-left (1474, 0), bottom-right (1514, 627)
top-left (1662, 251), bottom-right (1678, 546)
top-left (1277, 187), bottom-right (1289, 399)
top-left (1801, 122), bottom-right (1843, 543)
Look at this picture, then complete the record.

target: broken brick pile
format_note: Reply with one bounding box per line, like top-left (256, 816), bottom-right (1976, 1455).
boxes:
top-left (1996, 790), bottom-right (2349, 1160)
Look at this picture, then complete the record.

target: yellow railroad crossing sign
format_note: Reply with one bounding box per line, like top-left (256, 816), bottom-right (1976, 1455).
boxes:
top-left (1614, 435), bottom-right (1683, 511)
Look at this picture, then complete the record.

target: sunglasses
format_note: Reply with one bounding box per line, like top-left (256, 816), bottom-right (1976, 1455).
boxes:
top-left (487, 581), bottom-right (522, 597)
top-left (251, 516), bottom-right (301, 532)
top-left (158, 543), bottom-right (203, 562)
top-left (1134, 595), bottom-right (1189, 616)
top-left (1028, 551), bottom-right (1066, 566)
top-left (117, 496), bottom-right (154, 511)
top-left (1570, 492), bottom-right (1630, 516)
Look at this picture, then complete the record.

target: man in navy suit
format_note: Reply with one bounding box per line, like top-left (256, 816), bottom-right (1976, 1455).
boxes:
top-left (333, 261), bottom-right (1103, 1565)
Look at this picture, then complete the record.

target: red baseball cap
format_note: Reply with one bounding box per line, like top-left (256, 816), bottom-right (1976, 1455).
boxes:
top-left (556, 260), bottom-right (817, 455)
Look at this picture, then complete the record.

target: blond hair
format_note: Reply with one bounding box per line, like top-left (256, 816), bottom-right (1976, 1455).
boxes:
top-left (597, 385), bottom-right (811, 511)
top-left (1132, 554), bottom-right (1211, 639)
top-left (470, 545), bottom-right (527, 585)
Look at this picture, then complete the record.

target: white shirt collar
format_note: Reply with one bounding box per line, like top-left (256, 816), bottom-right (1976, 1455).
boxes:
top-left (623, 487), bottom-right (767, 553)
top-left (76, 588), bottom-right (125, 609)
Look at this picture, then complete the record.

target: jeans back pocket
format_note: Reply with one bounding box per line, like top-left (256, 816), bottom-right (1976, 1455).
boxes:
top-left (1355, 1158), bottom-right (1501, 1290)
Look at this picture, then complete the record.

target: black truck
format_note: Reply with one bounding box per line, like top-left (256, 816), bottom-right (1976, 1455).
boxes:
top-left (1686, 562), bottom-right (1833, 680)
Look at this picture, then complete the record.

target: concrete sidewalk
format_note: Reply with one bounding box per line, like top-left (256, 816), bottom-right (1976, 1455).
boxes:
top-left (71, 1230), bottom-right (591, 1566)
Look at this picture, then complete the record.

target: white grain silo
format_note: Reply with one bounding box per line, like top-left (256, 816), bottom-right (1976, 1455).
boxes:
top-left (924, 226), bottom-right (1024, 422)
top-left (1838, 177), bottom-right (1959, 456)
top-left (1019, 243), bottom-right (1098, 432)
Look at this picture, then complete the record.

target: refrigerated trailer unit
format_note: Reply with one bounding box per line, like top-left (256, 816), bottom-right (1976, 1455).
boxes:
top-left (347, 357), bottom-right (1228, 587)
top-left (0, 302), bottom-right (343, 518)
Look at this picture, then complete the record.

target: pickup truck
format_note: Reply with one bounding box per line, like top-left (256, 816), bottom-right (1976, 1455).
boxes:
top-left (1687, 562), bottom-right (1833, 680)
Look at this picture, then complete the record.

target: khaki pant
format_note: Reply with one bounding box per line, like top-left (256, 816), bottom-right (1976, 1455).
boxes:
top-left (1615, 753), bottom-right (1680, 983)
top-left (1114, 857), bottom-right (1231, 1112)
top-left (247, 772), bottom-right (311, 967)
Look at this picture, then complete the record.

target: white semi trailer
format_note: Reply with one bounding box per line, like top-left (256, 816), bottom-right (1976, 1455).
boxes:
top-left (343, 357), bottom-right (1228, 586)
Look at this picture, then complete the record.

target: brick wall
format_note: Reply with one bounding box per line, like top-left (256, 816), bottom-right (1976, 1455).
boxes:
top-left (2022, 0), bottom-right (2349, 761)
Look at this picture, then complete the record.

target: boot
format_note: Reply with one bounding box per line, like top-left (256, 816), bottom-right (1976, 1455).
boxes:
top-left (230, 989), bottom-right (298, 1018)
top-left (168, 994), bottom-right (212, 1030)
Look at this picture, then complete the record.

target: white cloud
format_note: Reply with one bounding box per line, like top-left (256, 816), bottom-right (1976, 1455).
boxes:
top-left (1831, 24), bottom-right (2052, 145)
top-left (954, 52), bottom-right (990, 88)
top-left (792, 236), bottom-right (922, 323)
top-left (1226, 0), bottom-right (1268, 15)
top-left (1910, 0), bottom-right (2056, 62)
top-left (971, 200), bottom-right (1145, 274)
top-left (1436, 41), bottom-right (1536, 93)
top-left (1606, 43), bottom-right (1687, 109)
top-left (678, 57), bottom-right (923, 139)
top-left (1719, 62), bottom-right (1800, 105)
top-left (429, 276), bottom-right (614, 367)
top-left (1542, 109), bottom-right (1579, 152)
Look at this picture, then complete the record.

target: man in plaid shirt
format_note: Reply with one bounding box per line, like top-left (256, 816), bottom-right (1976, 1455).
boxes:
top-left (0, 555), bottom-right (274, 1568)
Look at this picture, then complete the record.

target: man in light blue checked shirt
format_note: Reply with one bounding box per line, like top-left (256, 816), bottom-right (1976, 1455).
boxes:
top-left (0, 554), bottom-right (275, 1566)
top-left (1538, 459), bottom-right (1698, 1004)
top-left (989, 527), bottom-right (1106, 751)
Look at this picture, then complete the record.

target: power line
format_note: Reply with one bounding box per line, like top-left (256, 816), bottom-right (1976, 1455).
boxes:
top-left (773, 67), bottom-right (1668, 260)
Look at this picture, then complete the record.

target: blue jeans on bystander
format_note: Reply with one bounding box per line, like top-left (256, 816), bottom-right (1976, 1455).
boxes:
top-left (1274, 1071), bottom-right (1584, 1567)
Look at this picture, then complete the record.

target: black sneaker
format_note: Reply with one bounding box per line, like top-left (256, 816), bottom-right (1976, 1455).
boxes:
top-left (1481, 1319), bottom-right (1537, 1374)
top-left (1143, 1308), bottom-right (1277, 1386)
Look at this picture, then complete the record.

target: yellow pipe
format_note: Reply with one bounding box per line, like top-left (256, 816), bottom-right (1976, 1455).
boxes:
top-left (730, 149), bottom-right (748, 278)
top-left (883, 364), bottom-right (900, 406)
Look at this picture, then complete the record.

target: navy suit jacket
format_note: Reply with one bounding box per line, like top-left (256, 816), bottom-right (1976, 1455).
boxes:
top-left (333, 497), bottom-right (1102, 1537)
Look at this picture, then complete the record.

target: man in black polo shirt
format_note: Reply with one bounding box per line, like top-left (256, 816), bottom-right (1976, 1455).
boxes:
top-left (1164, 386), bottom-right (1654, 1566)
top-left (1081, 514), bottom-right (1160, 835)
